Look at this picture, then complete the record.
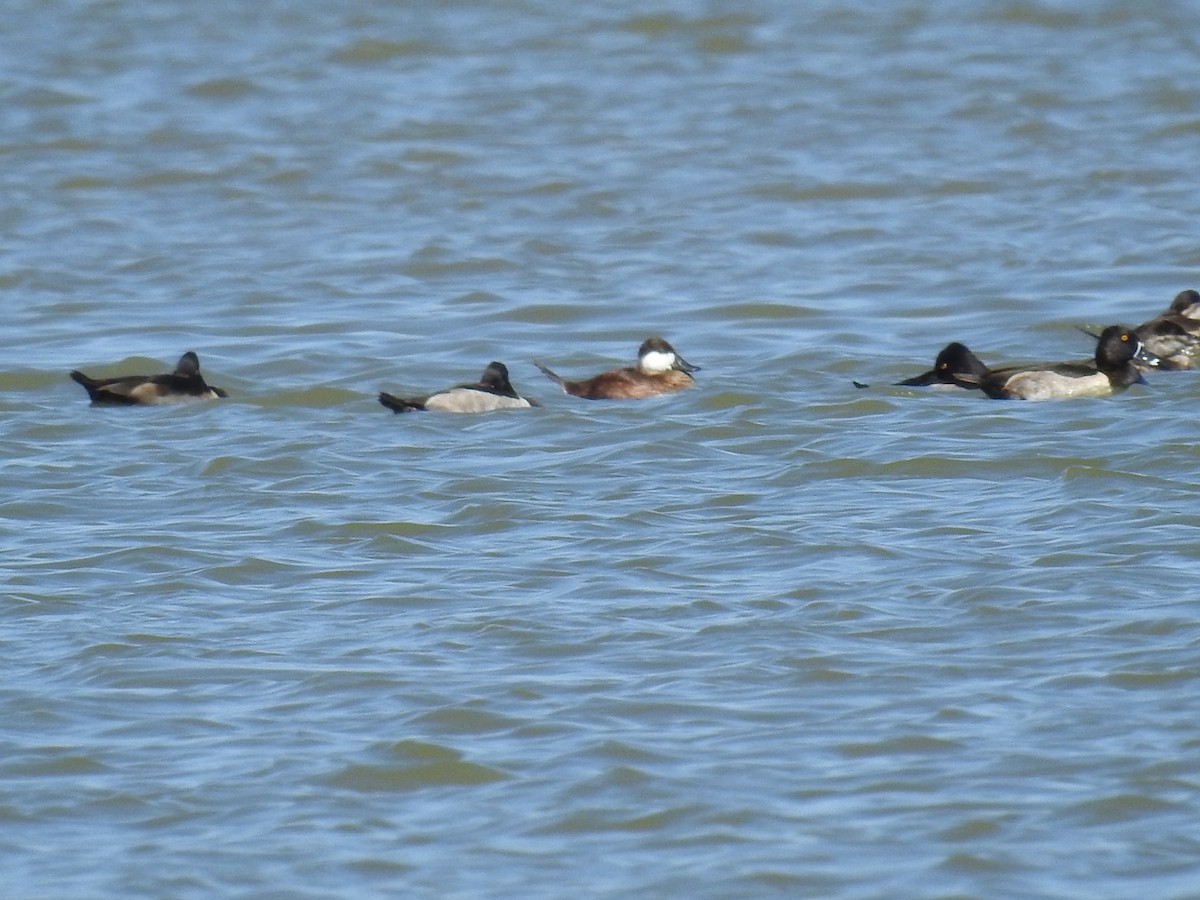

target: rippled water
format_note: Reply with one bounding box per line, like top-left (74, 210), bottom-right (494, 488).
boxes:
top-left (4, 1), bottom-right (1200, 897)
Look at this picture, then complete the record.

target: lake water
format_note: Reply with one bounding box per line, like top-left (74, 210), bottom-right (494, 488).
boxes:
top-left (3, 1), bottom-right (1200, 897)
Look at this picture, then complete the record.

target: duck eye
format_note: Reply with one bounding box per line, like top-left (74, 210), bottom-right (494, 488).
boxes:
top-left (1121, 333), bottom-right (1129, 342)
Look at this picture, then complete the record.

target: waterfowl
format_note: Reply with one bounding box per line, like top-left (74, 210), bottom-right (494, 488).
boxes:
top-left (533, 337), bottom-right (699, 400)
top-left (1166, 288), bottom-right (1200, 318)
top-left (896, 342), bottom-right (991, 389)
top-left (1131, 288), bottom-right (1200, 369)
top-left (69, 351), bottom-right (227, 405)
top-left (975, 325), bottom-right (1150, 400)
top-left (1132, 316), bottom-right (1200, 370)
top-left (378, 361), bottom-right (537, 413)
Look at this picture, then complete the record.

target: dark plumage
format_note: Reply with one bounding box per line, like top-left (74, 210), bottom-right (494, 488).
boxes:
top-left (379, 361), bottom-right (536, 414)
top-left (1131, 288), bottom-right (1200, 370)
top-left (70, 351), bottom-right (227, 405)
top-left (975, 326), bottom-right (1149, 400)
top-left (900, 328), bottom-right (1152, 401)
top-left (896, 342), bottom-right (991, 389)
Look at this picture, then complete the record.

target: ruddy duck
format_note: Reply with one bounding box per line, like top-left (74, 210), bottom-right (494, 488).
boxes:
top-left (533, 337), bottom-right (699, 400)
top-left (379, 361), bottom-right (537, 413)
top-left (70, 351), bottom-right (227, 405)
top-left (1130, 288), bottom-right (1200, 370)
top-left (975, 325), bottom-right (1151, 400)
top-left (897, 342), bottom-right (991, 389)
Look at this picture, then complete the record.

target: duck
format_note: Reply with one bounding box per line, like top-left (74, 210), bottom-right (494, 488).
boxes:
top-left (70, 351), bottom-right (227, 404)
top-left (1130, 288), bottom-right (1200, 370)
top-left (1165, 288), bottom-right (1200, 318)
top-left (378, 361), bottom-right (537, 413)
top-left (973, 325), bottom-right (1152, 400)
top-left (533, 337), bottom-right (699, 400)
top-left (896, 342), bottom-right (991, 389)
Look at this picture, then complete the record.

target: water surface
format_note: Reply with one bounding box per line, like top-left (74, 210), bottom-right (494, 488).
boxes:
top-left (3, 2), bottom-right (1200, 897)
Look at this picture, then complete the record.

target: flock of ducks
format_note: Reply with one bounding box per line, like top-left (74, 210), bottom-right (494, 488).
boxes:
top-left (69, 337), bottom-right (700, 410)
top-left (891, 288), bottom-right (1200, 400)
top-left (67, 289), bottom-right (1199, 410)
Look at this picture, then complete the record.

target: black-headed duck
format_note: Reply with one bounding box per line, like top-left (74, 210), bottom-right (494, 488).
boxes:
top-left (379, 361), bottom-right (537, 414)
top-left (976, 325), bottom-right (1151, 400)
top-left (70, 351), bottom-right (227, 405)
top-left (896, 342), bottom-right (991, 389)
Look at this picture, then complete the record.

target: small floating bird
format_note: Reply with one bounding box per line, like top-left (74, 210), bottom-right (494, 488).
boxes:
top-left (1165, 288), bottom-right (1200, 318)
top-left (533, 337), bottom-right (699, 400)
top-left (1130, 288), bottom-right (1200, 370)
top-left (70, 351), bottom-right (227, 405)
top-left (973, 325), bottom-right (1152, 400)
top-left (378, 361), bottom-right (537, 413)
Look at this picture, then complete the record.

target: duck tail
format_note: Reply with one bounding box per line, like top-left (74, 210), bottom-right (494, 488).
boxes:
top-left (69, 370), bottom-right (102, 401)
top-left (532, 360), bottom-right (567, 391)
top-left (378, 391), bottom-right (424, 414)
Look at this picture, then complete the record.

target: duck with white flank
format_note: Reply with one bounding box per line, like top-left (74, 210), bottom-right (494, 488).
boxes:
top-left (971, 325), bottom-right (1153, 400)
top-left (379, 361), bottom-right (537, 414)
top-left (900, 327), bottom-right (1155, 400)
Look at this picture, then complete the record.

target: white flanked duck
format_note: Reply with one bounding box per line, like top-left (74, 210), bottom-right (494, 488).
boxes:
top-left (901, 327), bottom-right (1154, 400)
top-left (379, 361), bottom-right (537, 414)
top-left (974, 325), bottom-right (1152, 400)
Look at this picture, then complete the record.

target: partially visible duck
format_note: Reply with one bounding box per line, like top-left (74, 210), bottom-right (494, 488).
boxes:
top-left (896, 342), bottom-right (991, 389)
top-left (1166, 288), bottom-right (1200, 318)
top-left (379, 361), bottom-right (537, 414)
top-left (533, 337), bottom-right (699, 400)
top-left (975, 325), bottom-right (1151, 400)
top-left (1131, 288), bottom-right (1200, 369)
top-left (70, 351), bottom-right (227, 405)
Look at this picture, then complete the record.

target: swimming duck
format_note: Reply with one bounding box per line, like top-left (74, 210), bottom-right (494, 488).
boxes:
top-left (70, 351), bottom-right (227, 404)
top-left (1166, 288), bottom-right (1200, 317)
top-left (896, 342), bottom-right (991, 389)
top-left (533, 337), bottom-right (699, 400)
top-left (974, 325), bottom-right (1151, 400)
top-left (379, 361), bottom-right (537, 413)
top-left (1130, 288), bottom-right (1200, 369)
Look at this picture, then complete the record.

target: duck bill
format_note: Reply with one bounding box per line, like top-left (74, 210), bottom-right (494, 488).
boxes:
top-left (895, 369), bottom-right (938, 386)
top-left (674, 355), bottom-right (701, 373)
top-left (1133, 341), bottom-right (1160, 368)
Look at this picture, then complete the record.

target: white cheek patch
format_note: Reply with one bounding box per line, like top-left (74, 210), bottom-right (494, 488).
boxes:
top-left (639, 350), bottom-right (676, 374)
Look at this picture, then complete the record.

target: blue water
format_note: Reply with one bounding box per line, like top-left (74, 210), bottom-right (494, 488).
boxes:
top-left (3, 2), bottom-right (1200, 898)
